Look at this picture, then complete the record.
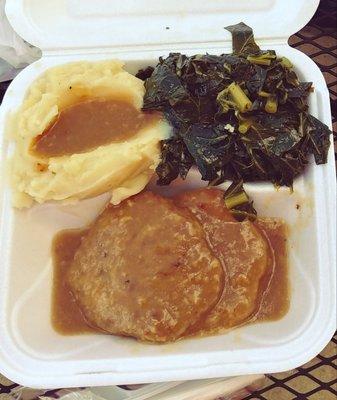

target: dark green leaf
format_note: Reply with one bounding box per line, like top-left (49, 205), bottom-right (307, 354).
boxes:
top-left (156, 138), bottom-right (194, 185)
top-left (287, 82), bottom-right (312, 98)
top-left (225, 22), bottom-right (261, 55)
top-left (305, 114), bottom-right (331, 164)
top-left (183, 124), bottom-right (233, 182)
top-left (136, 66), bottom-right (154, 81)
top-left (223, 180), bottom-right (257, 221)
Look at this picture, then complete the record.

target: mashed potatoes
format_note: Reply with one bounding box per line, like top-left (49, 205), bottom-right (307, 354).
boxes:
top-left (9, 60), bottom-right (170, 208)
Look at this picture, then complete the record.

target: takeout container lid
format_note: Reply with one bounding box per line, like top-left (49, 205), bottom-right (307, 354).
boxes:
top-left (0, 0), bottom-right (335, 390)
top-left (5, 0), bottom-right (320, 52)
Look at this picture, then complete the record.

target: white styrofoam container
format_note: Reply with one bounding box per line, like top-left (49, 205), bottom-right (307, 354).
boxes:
top-left (0, 0), bottom-right (335, 390)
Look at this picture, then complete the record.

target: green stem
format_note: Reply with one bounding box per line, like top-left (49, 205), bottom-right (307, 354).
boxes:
top-left (228, 82), bottom-right (252, 113)
top-left (265, 96), bottom-right (278, 113)
top-left (239, 119), bottom-right (252, 134)
top-left (247, 56), bottom-right (271, 66)
top-left (225, 192), bottom-right (249, 209)
top-left (280, 57), bottom-right (293, 69)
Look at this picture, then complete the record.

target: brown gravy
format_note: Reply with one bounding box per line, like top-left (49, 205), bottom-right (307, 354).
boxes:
top-left (255, 219), bottom-right (289, 321)
top-left (51, 217), bottom-right (289, 336)
top-left (52, 228), bottom-right (95, 334)
top-left (31, 99), bottom-right (161, 158)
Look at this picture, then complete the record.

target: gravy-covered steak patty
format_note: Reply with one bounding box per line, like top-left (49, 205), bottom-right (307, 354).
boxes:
top-left (67, 191), bottom-right (223, 342)
top-left (175, 188), bottom-right (270, 334)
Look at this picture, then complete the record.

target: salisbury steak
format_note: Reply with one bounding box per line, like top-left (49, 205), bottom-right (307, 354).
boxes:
top-left (175, 188), bottom-right (270, 334)
top-left (67, 192), bottom-right (224, 342)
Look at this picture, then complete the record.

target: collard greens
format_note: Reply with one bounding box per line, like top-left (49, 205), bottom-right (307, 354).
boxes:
top-left (137, 22), bottom-right (332, 187)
